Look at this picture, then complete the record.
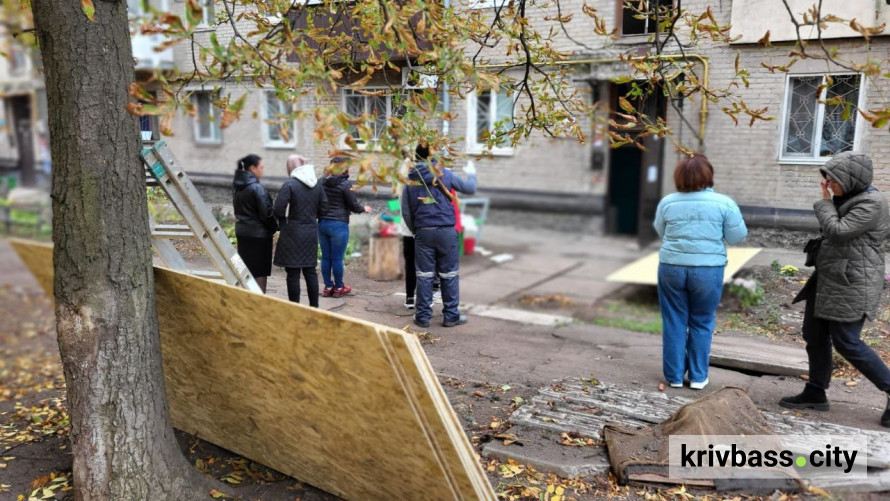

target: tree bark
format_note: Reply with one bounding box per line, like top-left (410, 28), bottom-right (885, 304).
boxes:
top-left (30, 1), bottom-right (215, 498)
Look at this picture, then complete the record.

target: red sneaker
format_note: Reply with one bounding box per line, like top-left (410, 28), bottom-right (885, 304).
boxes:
top-left (333, 285), bottom-right (352, 298)
top-left (322, 287), bottom-right (334, 297)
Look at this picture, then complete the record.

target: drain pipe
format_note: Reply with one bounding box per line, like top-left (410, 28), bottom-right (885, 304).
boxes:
top-left (475, 54), bottom-right (710, 145)
top-left (442, 0), bottom-right (451, 137)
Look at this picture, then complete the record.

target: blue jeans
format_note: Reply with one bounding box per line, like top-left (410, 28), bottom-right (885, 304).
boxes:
top-left (657, 263), bottom-right (725, 384)
top-left (318, 219), bottom-right (349, 289)
top-left (415, 227), bottom-right (460, 324)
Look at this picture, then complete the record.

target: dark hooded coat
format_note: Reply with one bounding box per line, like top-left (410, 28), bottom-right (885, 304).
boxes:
top-left (812, 152), bottom-right (890, 322)
top-left (273, 165), bottom-right (328, 268)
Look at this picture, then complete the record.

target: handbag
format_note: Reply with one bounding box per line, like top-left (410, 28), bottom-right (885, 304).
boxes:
top-left (803, 237), bottom-right (823, 267)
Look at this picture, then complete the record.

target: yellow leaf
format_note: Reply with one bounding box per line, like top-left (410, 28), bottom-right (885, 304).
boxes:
top-left (209, 489), bottom-right (230, 499)
top-left (81, 0), bottom-right (95, 21)
top-left (618, 96), bottom-right (635, 114)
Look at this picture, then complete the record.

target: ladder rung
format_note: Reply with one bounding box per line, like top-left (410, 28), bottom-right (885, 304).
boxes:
top-left (154, 224), bottom-right (191, 232)
top-left (191, 270), bottom-right (223, 279)
top-left (151, 231), bottom-right (195, 239)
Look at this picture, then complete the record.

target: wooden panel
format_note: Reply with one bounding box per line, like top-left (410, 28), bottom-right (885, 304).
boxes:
top-left (9, 238), bottom-right (495, 501)
top-left (606, 248), bottom-right (762, 285)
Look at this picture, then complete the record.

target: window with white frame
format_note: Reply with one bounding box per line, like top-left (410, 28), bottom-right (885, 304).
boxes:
top-left (198, 0), bottom-right (216, 27)
top-left (263, 90), bottom-right (295, 148)
top-left (7, 43), bottom-right (29, 76)
top-left (192, 91), bottom-right (222, 144)
top-left (467, 89), bottom-right (514, 154)
top-left (468, 0), bottom-right (510, 9)
top-left (781, 74), bottom-right (862, 161)
top-left (621, 0), bottom-right (673, 36)
top-left (342, 88), bottom-right (402, 146)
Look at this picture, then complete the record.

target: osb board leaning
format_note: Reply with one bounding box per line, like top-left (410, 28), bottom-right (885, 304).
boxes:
top-left (606, 248), bottom-right (762, 285)
top-left (10, 239), bottom-right (495, 501)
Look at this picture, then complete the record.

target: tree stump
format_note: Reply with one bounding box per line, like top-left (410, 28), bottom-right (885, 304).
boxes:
top-left (368, 235), bottom-right (402, 281)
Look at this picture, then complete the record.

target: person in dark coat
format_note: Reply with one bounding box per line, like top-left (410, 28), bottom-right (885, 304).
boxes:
top-left (318, 157), bottom-right (371, 298)
top-left (401, 143), bottom-right (477, 328)
top-left (273, 155), bottom-right (328, 307)
top-left (233, 154), bottom-right (277, 293)
top-left (780, 152), bottom-right (890, 427)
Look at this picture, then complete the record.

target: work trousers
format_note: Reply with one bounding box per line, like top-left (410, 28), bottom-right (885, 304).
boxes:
top-left (414, 227), bottom-right (460, 324)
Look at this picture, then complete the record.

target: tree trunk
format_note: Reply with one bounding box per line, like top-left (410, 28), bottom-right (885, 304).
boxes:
top-left (31, 1), bottom-right (215, 498)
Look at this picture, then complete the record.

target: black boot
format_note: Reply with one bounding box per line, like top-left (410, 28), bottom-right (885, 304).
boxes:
top-left (882, 395), bottom-right (890, 428)
top-left (779, 384), bottom-right (829, 412)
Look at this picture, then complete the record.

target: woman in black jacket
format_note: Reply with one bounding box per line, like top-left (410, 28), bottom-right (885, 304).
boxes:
top-left (232, 154), bottom-right (278, 293)
top-left (318, 157), bottom-right (371, 298)
top-left (273, 155), bottom-right (328, 307)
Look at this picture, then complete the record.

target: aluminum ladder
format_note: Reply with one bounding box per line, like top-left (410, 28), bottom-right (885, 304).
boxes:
top-left (141, 140), bottom-right (262, 293)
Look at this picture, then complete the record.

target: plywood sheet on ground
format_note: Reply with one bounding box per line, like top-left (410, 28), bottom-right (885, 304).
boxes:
top-left (606, 248), bottom-right (762, 285)
top-left (10, 239), bottom-right (495, 501)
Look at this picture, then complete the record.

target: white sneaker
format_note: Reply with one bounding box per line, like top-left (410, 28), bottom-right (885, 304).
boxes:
top-left (690, 379), bottom-right (709, 390)
top-left (669, 382), bottom-right (684, 388)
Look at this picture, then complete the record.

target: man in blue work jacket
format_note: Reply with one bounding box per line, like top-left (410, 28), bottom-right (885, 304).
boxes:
top-left (401, 143), bottom-right (477, 328)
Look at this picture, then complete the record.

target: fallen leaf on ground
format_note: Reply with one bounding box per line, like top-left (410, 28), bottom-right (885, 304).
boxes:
top-left (493, 433), bottom-right (519, 445)
top-left (560, 432), bottom-right (596, 447)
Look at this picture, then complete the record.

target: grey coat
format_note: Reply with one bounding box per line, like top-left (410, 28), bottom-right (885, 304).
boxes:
top-left (813, 152), bottom-right (890, 322)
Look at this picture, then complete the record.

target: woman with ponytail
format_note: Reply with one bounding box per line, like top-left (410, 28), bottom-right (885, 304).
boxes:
top-left (232, 154), bottom-right (278, 292)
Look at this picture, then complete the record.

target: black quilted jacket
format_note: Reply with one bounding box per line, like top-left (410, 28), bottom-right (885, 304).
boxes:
top-left (813, 152), bottom-right (890, 322)
top-left (233, 170), bottom-right (278, 238)
top-left (320, 174), bottom-right (365, 223)
top-left (273, 166), bottom-right (328, 268)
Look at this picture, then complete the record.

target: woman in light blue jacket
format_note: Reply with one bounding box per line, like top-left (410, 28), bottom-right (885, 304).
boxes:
top-left (654, 153), bottom-right (747, 390)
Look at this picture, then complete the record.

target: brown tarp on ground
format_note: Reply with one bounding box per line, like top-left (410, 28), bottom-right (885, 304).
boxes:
top-left (601, 387), bottom-right (775, 485)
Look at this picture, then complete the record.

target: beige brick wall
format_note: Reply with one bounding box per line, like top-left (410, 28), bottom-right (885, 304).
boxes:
top-left (662, 0), bottom-right (890, 210)
top-left (162, 0), bottom-right (890, 209)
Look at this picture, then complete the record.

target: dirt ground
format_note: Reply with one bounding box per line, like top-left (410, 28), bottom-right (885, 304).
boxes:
top-left (521, 261), bottom-right (890, 383)
top-left (4, 229), bottom-right (888, 500)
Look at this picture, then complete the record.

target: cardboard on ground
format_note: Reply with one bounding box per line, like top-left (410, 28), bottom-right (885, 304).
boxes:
top-left (10, 239), bottom-right (496, 501)
top-left (606, 248), bottom-right (762, 285)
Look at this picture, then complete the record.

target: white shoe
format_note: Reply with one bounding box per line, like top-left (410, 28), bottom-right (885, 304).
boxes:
top-left (669, 382), bottom-right (684, 388)
top-left (690, 379), bottom-right (709, 390)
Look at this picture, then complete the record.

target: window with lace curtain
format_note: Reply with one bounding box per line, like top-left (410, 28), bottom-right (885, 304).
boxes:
top-left (781, 74), bottom-right (863, 162)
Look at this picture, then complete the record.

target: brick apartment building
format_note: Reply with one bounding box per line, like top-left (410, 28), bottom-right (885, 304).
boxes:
top-left (5, 1), bottom-right (889, 241)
